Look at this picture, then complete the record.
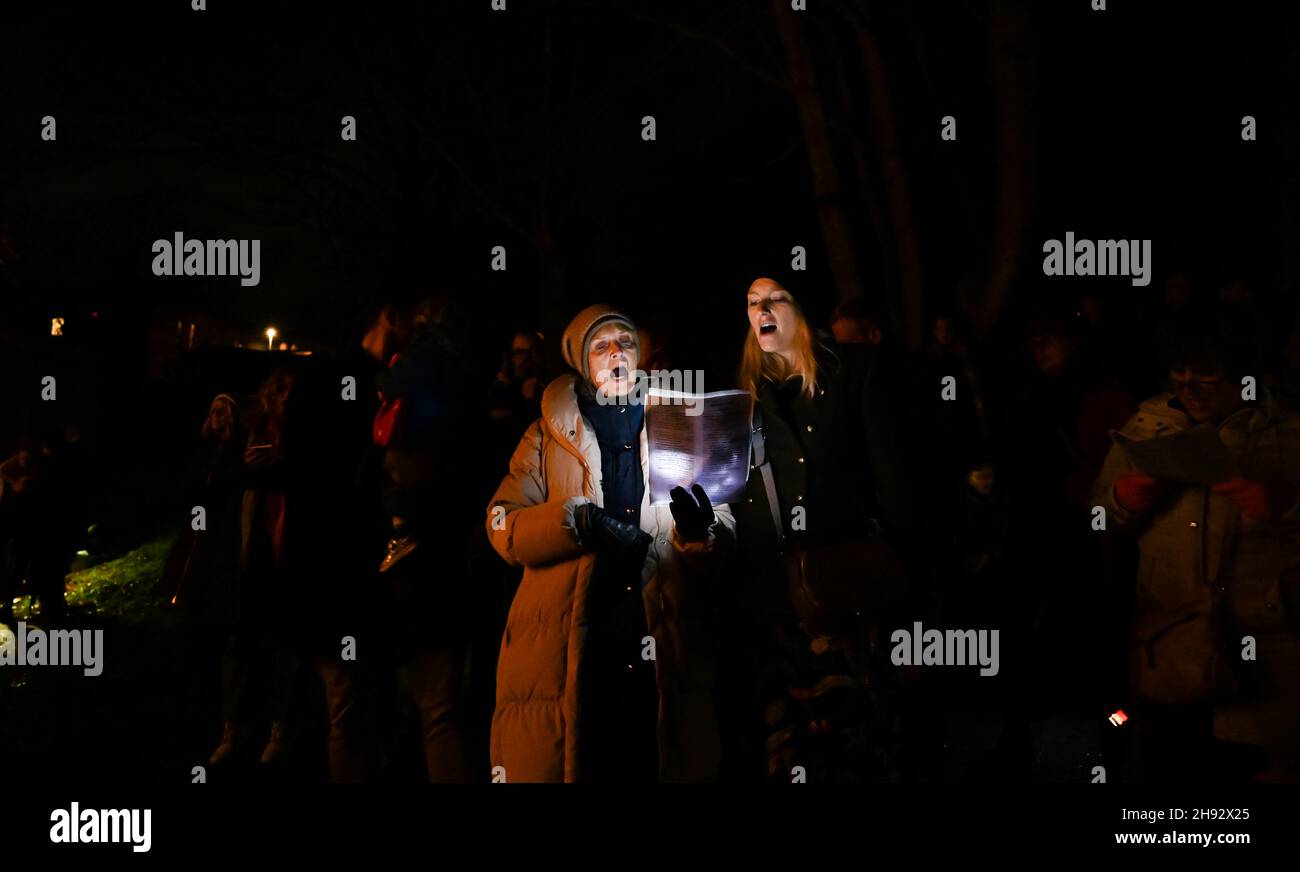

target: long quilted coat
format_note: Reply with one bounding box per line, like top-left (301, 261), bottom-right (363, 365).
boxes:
top-left (485, 374), bottom-right (735, 782)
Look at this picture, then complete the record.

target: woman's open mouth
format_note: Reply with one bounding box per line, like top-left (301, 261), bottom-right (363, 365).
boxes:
top-left (610, 364), bottom-right (629, 380)
top-left (759, 323), bottom-right (778, 335)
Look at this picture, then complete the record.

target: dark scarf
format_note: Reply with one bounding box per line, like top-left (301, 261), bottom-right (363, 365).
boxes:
top-left (577, 383), bottom-right (646, 527)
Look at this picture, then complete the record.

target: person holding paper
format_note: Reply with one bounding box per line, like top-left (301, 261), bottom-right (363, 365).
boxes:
top-left (484, 304), bottom-right (735, 782)
top-left (1092, 303), bottom-right (1300, 781)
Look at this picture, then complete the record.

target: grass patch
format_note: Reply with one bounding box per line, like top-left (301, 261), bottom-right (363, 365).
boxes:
top-left (49, 530), bottom-right (179, 624)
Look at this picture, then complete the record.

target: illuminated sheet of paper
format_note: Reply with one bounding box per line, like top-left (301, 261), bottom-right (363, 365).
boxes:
top-left (1109, 424), bottom-right (1238, 485)
top-left (646, 388), bottom-right (753, 506)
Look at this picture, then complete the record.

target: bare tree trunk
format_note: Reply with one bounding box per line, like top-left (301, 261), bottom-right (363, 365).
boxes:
top-left (831, 49), bottom-right (899, 313)
top-left (772, 0), bottom-right (863, 303)
top-left (976, 0), bottom-right (1035, 334)
top-left (848, 9), bottom-right (925, 350)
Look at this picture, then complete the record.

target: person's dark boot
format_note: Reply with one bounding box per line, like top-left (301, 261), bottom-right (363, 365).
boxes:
top-left (209, 722), bottom-right (251, 766)
top-left (260, 721), bottom-right (290, 764)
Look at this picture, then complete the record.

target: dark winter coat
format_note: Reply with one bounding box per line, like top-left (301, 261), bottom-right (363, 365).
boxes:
top-left (168, 435), bottom-right (246, 624)
top-left (733, 342), bottom-right (922, 619)
top-left (239, 354), bottom-right (383, 650)
top-left (377, 324), bottom-right (477, 535)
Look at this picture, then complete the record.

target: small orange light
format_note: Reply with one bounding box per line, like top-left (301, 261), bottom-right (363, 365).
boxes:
top-left (1108, 709), bottom-right (1128, 727)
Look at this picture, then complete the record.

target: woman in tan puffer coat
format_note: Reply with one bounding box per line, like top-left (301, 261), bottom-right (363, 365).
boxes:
top-left (485, 304), bottom-right (735, 782)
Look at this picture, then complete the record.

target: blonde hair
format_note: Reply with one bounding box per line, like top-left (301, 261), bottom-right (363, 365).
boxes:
top-left (250, 368), bottom-right (297, 444)
top-left (738, 280), bottom-right (819, 399)
top-left (201, 394), bottom-right (240, 441)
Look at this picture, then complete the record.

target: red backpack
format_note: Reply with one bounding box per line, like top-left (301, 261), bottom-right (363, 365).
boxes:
top-left (372, 354), bottom-right (407, 448)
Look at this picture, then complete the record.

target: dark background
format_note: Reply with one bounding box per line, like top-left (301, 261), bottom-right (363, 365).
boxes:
top-left (0, 0), bottom-right (1298, 783)
top-left (5, 0), bottom-right (1298, 551)
top-left (4, 1), bottom-right (1297, 360)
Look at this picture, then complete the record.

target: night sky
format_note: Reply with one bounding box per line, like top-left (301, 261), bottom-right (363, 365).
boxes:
top-left (2, 1), bottom-right (1297, 378)
top-left (3, 0), bottom-right (1300, 834)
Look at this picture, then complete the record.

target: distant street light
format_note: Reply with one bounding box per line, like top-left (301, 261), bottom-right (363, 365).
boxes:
top-left (51, 317), bottom-right (64, 337)
top-left (265, 327), bottom-right (278, 350)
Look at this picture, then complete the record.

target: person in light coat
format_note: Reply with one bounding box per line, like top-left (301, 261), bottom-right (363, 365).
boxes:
top-left (485, 304), bottom-right (735, 782)
top-left (1093, 304), bottom-right (1300, 780)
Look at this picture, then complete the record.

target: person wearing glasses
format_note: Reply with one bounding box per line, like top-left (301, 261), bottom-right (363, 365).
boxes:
top-left (489, 329), bottom-right (549, 456)
top-left (1093, 302), bottom-right (1300, 782)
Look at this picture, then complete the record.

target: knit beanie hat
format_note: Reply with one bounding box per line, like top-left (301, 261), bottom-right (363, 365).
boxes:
top-left (560, 304), bottom-right (639, 383)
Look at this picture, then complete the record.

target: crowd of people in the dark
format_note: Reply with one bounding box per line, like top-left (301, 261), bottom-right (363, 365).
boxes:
top-left (0, 426), bottom-right (91, 626)
top-left (3, 271), bottom-right (1297, 783)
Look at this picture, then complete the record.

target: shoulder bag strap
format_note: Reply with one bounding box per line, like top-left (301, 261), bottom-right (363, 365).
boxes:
top-left (750, 404), bottom-right (785, 552)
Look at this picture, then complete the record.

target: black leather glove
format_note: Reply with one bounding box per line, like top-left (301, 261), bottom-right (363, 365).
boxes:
top-left (574, 502), bottom-right (653, 553)
top-left (669, 483), bottom-right (715, 541)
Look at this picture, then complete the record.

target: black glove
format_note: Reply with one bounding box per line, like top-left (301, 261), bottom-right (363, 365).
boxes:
top-left (574, 502), bottom-right (653, 553)
top-left (669, 483), bottom-right (715, 541)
